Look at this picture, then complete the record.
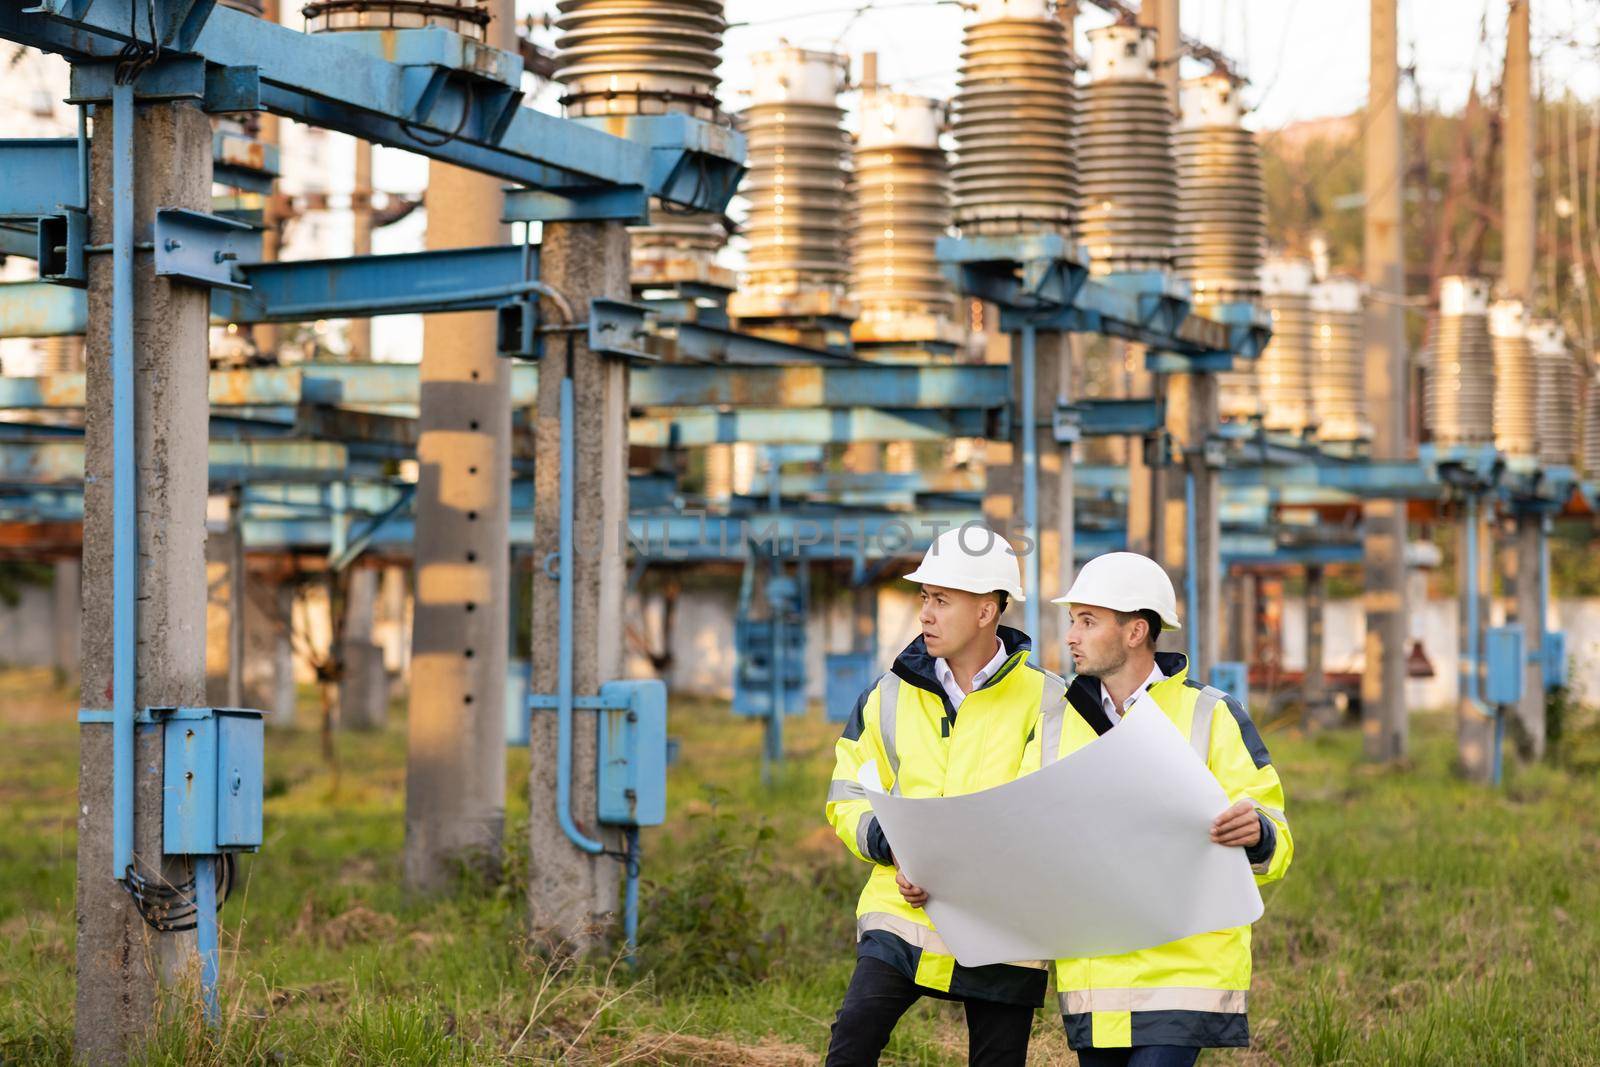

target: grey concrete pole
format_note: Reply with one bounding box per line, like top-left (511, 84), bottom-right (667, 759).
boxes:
top-left (348, 138), bottom-right (374, 362)
top-left (1503, 0), bottom-right (1546, 760)
top-left (1305, 565), bottom-right (1336, 730)
top-left (53, 557), bottom-right (80, 677)
top-left (75, 97), bottom-right (211, 1064)
top-left (402, 0), bottom-right (516, 891)
top-left (1034, 330), bottom-right (1074, 671)
top-left (1361, 0), bottom-right (1411, 761)
top-left (1161, 372), bottom-right (1221, 675)
top-left (527, 220), bottom-right (631, 952)
top-left (340, 566), bottom-right (389, 731)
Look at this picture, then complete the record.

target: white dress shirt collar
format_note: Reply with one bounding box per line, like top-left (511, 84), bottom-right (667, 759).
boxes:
top-left (934, 636), bottom-right (1008, 711)
top-left (1100, 660), bottom-right (1167, 726)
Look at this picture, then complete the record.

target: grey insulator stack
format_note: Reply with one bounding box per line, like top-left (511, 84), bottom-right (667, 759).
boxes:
top-left (1424, 276), bottom-right (1495, 448)
top-left (303, 0), bottom-right (484, 35)
top-left (1175, 75), bottom-right (1265, 304)
top-left (951, 0), bottom-right (1076, 237)
top-left (1242, 258), bottom-right (1314, 432)
top-left (1309, 278), bottom-right (1369, 443)
top-left (1583, 368), bottom-right (1600, 477)
top-left (1077, 25), bottom-right (1177, 274)
top-left (1532, 320), bottom-right (1579, 468)
top-left (1489, 299), bottom-right (1537, 460)
top-left (727, 47), bottom-right (852, 320)
top-left (851, 90), bottom-right (957, 345)
top-left (552, 0), bottom-right (731, 290)
top-left (553, 0), bottom-right (724, 118)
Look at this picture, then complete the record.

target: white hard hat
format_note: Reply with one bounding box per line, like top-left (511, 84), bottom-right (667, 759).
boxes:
top-left (903, 524), bottom-right (1026, 602)
top-left (1051, 551), bottom-right (1181, 630)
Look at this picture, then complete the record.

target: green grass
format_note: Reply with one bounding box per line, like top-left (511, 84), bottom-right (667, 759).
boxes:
top-left (1, 665), bottom-right (1598, 1064)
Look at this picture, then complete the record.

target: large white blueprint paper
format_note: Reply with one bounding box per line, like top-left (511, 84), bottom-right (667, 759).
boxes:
top-left (858, 694), bottom-right (1263, 967)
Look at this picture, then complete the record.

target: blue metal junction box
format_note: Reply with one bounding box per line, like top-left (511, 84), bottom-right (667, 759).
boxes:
top-left (596, 679), bottom-right (668, 828)
top-left (1484, 627), bottom-right (1525, 706)
top-left (162, 707), bottom-right (264, 856)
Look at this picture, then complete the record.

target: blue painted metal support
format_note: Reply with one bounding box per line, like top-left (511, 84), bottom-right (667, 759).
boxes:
top-left (1056, 398), bottom-right (1165, 439)
top-left (630, 407), bottom-right (1002, 447)
top-left (0, 137), bottom-right (81, 218)
top-left (1020, 325), bottom-right (1040, 643)
top-left (111, 80), bottom-right (137, 883)
top-left (0, 7), bottom-right (743, 212)
top-left (328, 481), bottom-right (348, 562)
top-left (217, 245), bottom-right (534, 323)
top-left (623, 827), bottom-right (641, 964)
top-left (193, 855), bottom-right (220, 1023)
top-left (0, 282), bottom-right (88, 337)
top-left (764, 451), bottom-right (784, 783)
top-left (554, 374), bottom-right (603, 855)
top-left (1461, 494), bottom-right (1499, 783)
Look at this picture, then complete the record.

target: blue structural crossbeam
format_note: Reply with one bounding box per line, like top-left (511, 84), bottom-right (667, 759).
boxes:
top-left (0, 138), bottom-right (82, 218)
top-left (937, 234), bottom-right (1273, 361)
top-left (0, 282), bottom-right (87, 337)
top-left (0, 6), bottom-right (743, 213)
top-left (0, 439), bottom-right (360, 487)
top-left (1217, 459), bottom-right (1444, 498)
top-left (629, 408), bottom-right (1003, 447)
top-left (0, 362), bottom-right (1009, 413)
top-left (631, 364), bottom-right (1011, 409)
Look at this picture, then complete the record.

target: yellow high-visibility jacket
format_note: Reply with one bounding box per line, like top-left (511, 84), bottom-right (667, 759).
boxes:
top-left (825, 625), bottom-right (1063, 1006)
top-left (1021, 651), bottom-right (1293, 1050)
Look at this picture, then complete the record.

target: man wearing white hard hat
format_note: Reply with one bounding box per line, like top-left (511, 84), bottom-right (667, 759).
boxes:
top-left (1023, 551), bottom-right (1294, 1067)
top-left (823, 523), bottom-right (1066, 1065)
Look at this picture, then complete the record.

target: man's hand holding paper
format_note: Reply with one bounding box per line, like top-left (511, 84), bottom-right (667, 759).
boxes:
top-left (858, 691), bottom-right (1264, 968)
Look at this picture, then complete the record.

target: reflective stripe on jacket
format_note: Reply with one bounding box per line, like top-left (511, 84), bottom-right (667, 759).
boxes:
top-left (1021, 651), bottom-right (1293, 1049)
top-left (824, 624), bottom-right (1063, 1006)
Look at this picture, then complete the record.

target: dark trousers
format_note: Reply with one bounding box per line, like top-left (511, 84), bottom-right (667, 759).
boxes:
top-left (824, 956), bottom-right (1034, 1066)
top-left (1076, 1047), bottom-right (1201, 1067)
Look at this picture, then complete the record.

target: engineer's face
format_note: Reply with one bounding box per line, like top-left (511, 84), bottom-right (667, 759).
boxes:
top-left (1065, 604), bottom-right (1132, 677)
top-left (918, 584), bottom-right (989, 660)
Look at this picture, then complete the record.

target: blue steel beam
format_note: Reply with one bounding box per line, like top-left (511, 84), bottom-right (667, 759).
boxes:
top-left (215, 245), bottom-right (534, 323)
top-left (0, 440), bottom-right (357, 486)
top-left (1217, 459), bottom-right (1443, 498)
top-left (0, 362), bottom-right (1010, 413)
top-left (629, 408), bottom-right (1003, 447)
top-left (0, 282), bottom-right (88, 338)
top-left (0, 6), bottom-right (743, 212)
top-left (631, 364), bottom-right (1011, 409)
top-left (0, 138), bottom-right (81, 218)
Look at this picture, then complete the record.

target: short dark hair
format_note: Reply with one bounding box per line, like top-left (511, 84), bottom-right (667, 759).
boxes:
top-left (1113, 608), bottom-right (1162, 649)
top-left (988, 590), bottom-right (1009, 616)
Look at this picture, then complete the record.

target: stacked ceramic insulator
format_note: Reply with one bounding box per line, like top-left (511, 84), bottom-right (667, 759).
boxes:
top-left (303, 0), bottom-right (484, 36)
top-left (1583, 367), bottom-right (1600, 477)
top-left (850, 90), bottom-right (956, 343)
top-left (1077, 25), bottom-right (1177, 274)
top-left (34, 336), bottom-right (84, 374)
top-left (1424, 276), bottom-right (1495, 448)
top-left (950, 0), bottom-right (1076, 237)
top-left (727, 47), bottom-right (852, 319)
top-left (1175, 75), bottom-right (1265, 303)
top-left (1531, 320), bottom-right (1579, 468)
top-left (1489, 299), bottom-right (1537, 460)
top-left (551, 1), bottom-right (731, 289)
top-left (1238, 259), bottom-right (1314, 431)
top-left (1309, 278), bottom-right (1368, 442)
